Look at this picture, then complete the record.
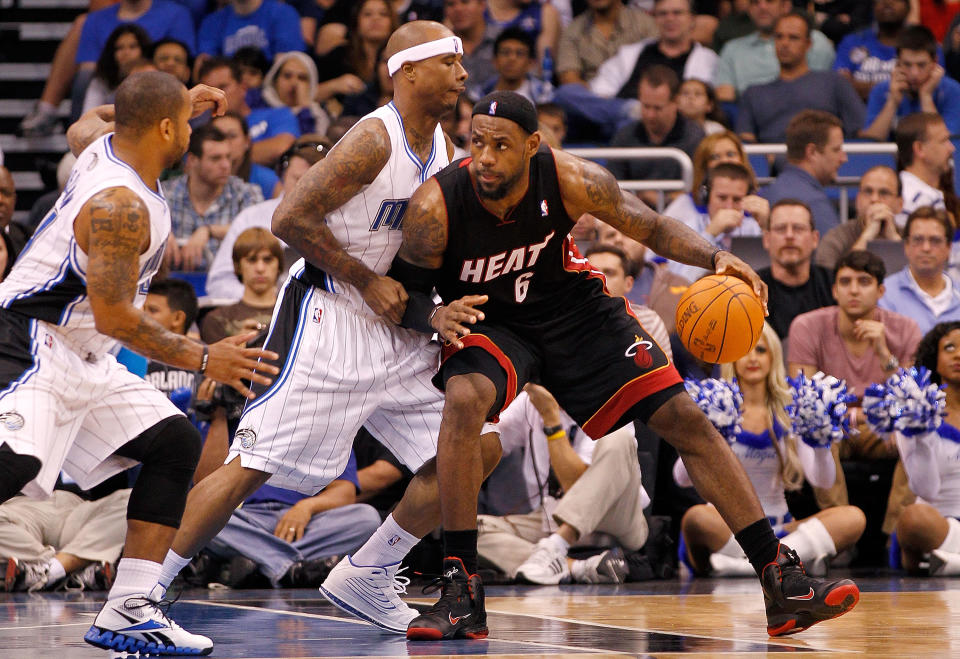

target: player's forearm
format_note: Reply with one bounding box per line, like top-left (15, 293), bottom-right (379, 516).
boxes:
top-left (100, 305), bottom-right (204, 370)
top-left (645, 214), bottom-right (720, 270)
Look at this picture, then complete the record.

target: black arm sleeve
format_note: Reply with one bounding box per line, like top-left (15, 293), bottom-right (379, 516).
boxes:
top-left (388, 255), bottom-right (441, 334)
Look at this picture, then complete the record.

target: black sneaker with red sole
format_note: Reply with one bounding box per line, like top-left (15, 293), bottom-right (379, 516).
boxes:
top-left (406, 557), bottom-right (488, 641)
top-left (762, 544), bottom-right (859, 636)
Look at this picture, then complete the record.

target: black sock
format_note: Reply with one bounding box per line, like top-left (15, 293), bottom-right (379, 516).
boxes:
top-left (735, 518), bottom-right (781, 575)
top-left (442, 529), bottom-right (479, 575)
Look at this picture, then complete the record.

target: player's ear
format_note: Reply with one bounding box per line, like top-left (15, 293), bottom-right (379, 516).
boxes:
top-left (158, 116), bottom-right (175, 143)
top-left (526, 130), bottom-right (541, 156)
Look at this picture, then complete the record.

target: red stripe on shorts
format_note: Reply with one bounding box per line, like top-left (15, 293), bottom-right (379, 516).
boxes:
top-left (441, 333), bottom-right (519, 419)
top-left (581, 365), bottom-right (683, 439)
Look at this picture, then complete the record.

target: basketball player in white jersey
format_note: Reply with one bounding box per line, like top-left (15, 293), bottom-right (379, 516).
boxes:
top-left (153, 21), bottom-right (502, 635)
top-left (0, 71), bottom-right (280, 656)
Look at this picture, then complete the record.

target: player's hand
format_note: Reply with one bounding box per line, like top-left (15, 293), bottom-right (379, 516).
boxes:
top-left (188, 84), bottom-right (227, 119)
top-left (204, 331), bottom-right (281, 400)
top-left (853, 319), bottom-right (890, 357)
top-left (714, 250), bottom-right (768, 315)
top-left (523, 383), bottom-right (563, 428)
top-left (66, 104), bottom-right (115, 156)
top-left (741, 195), bottom-right (770, 230)
top-left (431, 295), bottom-right (487, 349)
top-left (361, 274), bottom-right (409, 324)
top-left (274, 502), bottom-right (312, 542)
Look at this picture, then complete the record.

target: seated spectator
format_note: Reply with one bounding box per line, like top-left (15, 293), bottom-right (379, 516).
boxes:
top-left (788, 250), bottom-right (923, 530)
top-left (152, 38), bottom-right (192, 85)
top-left (833, 0), bottom-right (925, 101)
top-left (261, 52), bottom-right (332, 137)
top-left (199, 57), bottom-right (301, 167)
top-left (352, 427), bottom-right (413, 520)
top-left (895, 112), bottom-right (956, 222)
top-left (736, 12), bottom-right (864, 143)
top-left (0, 166), bottom-right (28, 261)
top-left (665, 162), bottom-right (765, 282)
top-left (446, 0), bottom-right (498, 92)
top-left (879, 207), bottom-right (960, 334)
top-left (295, 0), bottom-right (353, 56)
top-left (201, 228), bottom-right (282, 343)
top-left (862, 26), bottom-right (960, 142)
top-left (478, 386), bottom-right (645, 584)
top-left (677, 323), bottom-right (864, 577)
top-left (677, 78), bottom-right (726, 135)
top-left (715, 0), bottom-right (835, 103)
top-left (469, 27), bottom-right (553, 104)
top-left (759, 199), bottom-right (834, 342)
top-left (608, 65), bottom-right (705, 199)
top-left (162, 124), bottom-right (264, 271)
top-left (315, 0), bottom-right (398, 105)
top-left (233, 46), bottom-right (271, 109)
top-left (485, 0), bottom-right (561, 65)
top-left (142, 279), bottom-right (202, 417)
top-left (340, 45), bottom-right (394, 117)
top-left (896, 321), bottom-right (960, 575)
top-left (197, 0), bottom-right (306, 62)
top-left (211, 112), bottom-right (281, 200)
top-left (83, 25), bottom-right (155, 113)
top-left (206, 136), bottom-right (327, 300)
top-left (536, 102), bottom-right (567, 145)
top-left (761, 110), bottom-right (847, 235)
top-left (816, 166), bottom-right (903, 270)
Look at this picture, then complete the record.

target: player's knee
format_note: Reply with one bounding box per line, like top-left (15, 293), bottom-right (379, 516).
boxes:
top-left (444, 374), bottom-right (497, 420)
top-left (0, 444), bottom-right (41, 503)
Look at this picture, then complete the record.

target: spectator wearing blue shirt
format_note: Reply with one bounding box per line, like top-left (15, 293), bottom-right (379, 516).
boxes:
top-left (76, 0), bottom-right (197, 65)
top-left (862, 25), bottom-right (960, 141)
top-left (199, 57), bottom-right (300, 167)
top-left (879, 207), bottom-right (960, 334)
top-left (211, 112), bottom-right (281, 200)
top-left (197, 0), bottom-right (306, 63)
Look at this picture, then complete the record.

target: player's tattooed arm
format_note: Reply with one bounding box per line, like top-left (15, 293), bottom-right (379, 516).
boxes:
top-left (272, 117), bottom-right (391, 292)
top-left (397, 178), bottom-right (448, 269)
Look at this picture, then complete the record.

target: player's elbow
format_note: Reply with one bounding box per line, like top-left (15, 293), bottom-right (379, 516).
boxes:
top-left (271, 203), bottom-right (294, 242)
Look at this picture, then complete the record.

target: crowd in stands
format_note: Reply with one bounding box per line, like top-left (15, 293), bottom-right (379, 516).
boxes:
top-left (9, 0), bottom-right (960, 592)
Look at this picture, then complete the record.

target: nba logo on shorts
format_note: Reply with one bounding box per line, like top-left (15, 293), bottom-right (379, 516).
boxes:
top-left (488, 101), bottom-right (498, 115)
top-left (236, 428), bottom-right (257, 449)
top-left (44, 334), bottom-right (53, 348)
top-left (313, 307), bottom-right (322, 323)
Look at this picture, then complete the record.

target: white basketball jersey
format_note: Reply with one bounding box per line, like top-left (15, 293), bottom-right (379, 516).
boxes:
top-left (0, 134), bottom-right (170, 357)
top-left (298, 101), bottom-right (448, 315)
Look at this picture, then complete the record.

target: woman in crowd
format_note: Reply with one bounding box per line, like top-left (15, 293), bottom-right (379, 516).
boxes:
top-left (262, 52), bottom-right (331, 137)
top-left (677, 78), bottom-right (727, 136)
top-left (82, 24), bottom-right (153, 112)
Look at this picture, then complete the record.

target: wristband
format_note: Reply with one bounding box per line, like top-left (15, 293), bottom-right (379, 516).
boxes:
top-left (547, 429), bottom-right (567, 441)
top-left (543, 424), bottom-right (563, 438)
top-left (711, 248), bottom-right (725, 270)
top-left (199, 344), bottom-right (209, 374)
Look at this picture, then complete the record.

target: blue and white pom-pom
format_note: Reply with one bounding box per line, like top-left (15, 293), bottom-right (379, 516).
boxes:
top-left (685, 378), bottom-right (743, 443)
top-left (862, 367), bottom-right (945, 438)
top-left (787, 372), bottom-right (856, 448)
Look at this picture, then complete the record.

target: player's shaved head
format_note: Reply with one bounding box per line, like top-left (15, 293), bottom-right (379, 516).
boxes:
top-left (115, 71), bottom-right (189, 136)
top-left (384, 21), bottom-right (453, 62)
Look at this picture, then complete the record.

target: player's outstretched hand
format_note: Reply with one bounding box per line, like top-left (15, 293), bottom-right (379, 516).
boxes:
top-left (431, 295), bottom-right (487, 349)
top-left (361, 274), bottom-right (409, 324)
top-left (205, 331), bottom-right (280, 400)
top-left (715, 251), bottom-right (769, 315)
top-left (188, 84), bottom-right (227, 119)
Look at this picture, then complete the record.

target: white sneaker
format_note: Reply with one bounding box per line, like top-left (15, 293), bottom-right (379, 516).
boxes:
top-left (708, 551), bottom-right (755, 577)
top-left (4, 557), bottom-right (50, 592)
top-left (572, 548), bottom-right (629, 584)
top-left (515, 538), bottom-right (571, 585)
top-left (84, 584), bottom-right (213, 655)
top-left (319, 556), bottom-right (417, 634)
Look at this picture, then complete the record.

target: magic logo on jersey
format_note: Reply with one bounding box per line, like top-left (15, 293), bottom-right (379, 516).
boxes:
top-left (369, 199), bottom-right (409, 231)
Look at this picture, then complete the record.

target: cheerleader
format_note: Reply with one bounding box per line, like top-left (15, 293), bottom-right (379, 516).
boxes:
top-left (677, 323), bottom-right (866, 576)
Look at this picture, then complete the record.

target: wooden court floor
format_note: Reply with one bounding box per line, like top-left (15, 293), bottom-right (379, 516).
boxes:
top-left (0, 572), bottom-right (956, 657)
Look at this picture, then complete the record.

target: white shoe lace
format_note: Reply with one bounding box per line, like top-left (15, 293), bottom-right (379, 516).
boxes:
top-left (23, 562), bottom-right (50, 592)
top-left (391, 566), bottom-right (411, 596)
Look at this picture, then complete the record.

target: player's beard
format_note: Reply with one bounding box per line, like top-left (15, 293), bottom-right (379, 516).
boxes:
top-left (477, 166), bottom-right (524, 201)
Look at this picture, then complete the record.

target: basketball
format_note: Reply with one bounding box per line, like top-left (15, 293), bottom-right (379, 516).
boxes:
top-left (675, 275), bottom-right (764, 364)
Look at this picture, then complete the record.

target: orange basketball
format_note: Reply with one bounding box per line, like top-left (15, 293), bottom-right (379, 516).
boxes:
top-left (675, 275), bottom-right (764, 364)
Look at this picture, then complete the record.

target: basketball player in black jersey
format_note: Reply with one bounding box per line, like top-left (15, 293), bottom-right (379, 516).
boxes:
top-left (391, 91), bottom-right (860, 640)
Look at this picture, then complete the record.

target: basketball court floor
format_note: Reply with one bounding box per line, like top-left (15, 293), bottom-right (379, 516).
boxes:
top-left (1, 571), bottom-right (955, 657)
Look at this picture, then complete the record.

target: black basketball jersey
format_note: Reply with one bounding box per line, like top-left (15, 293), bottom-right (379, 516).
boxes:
top-left (434, 147), bottom-right (600, 321)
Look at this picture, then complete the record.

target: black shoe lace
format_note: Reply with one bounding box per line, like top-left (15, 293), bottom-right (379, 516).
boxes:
top-left (124, 588), bottom-right (182, 623)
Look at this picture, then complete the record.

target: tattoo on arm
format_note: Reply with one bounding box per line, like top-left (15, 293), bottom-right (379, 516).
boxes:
top-left (397, 181), bottom-right (447, 269)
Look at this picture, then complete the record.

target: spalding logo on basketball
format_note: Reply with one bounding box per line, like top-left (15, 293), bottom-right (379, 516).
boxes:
top-left (675, 275), bottom-right (764, 364)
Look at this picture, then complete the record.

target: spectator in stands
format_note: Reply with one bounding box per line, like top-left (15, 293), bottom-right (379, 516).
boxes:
top-left (834, 0), bottom-right (921, 101)
top-left (478, 386), bottom-right (645, 585)
top-left (608, 65), bottom-right (705, 199)
top-left (315, 0), bottom-right (399, 104)
top-left (809, 0), bottom-right (873, 45)
top-left (352, 428), bottom-right (413, 520)
top-left (945, 13), bottom-right (960, 82)
top-left (201, 228), bottom-right (282, 343)
top-left (0, 166), bottom-right (28, 259)
top-left (199, 57), bottom-right (301, 167)
top-left (162, 124), bottom-right (264, 271)
top-left (816, 166), bottom-right (903, 270)
top-left (677, 78), bottom-right (726, 135)
top-left (665, 162), bottom-right (765, 282)
top-left (295, 0), bottom-right (352, 56)
top-left (895, 112), bottom-right (957, 221)
top-left (758, 199), bottom-right (834, 342)
top-left (142, 279), bottom-right (202, 418)
top-left (536, 102), bottom-right (567, 145)
top-left (715, 0), bottom-right (835, 103)
top-left (211, 112), bottom-right (281, 201)
top-left (555, 0), bottom-right (657, 88)
top-left (761, 110), bottom-right (847, 235)
top-left (206, 136), bottom-right (327, 300)
top-left (862, 25), bottom-right (960, 142)
top-left (197, 0), bottom-right (306, 62)
top-left (233, 46), bottom-right (271, 108)
top-left (82, 25), bottom-right (154, 113)
top-left (788, 250), bottom-right (923, 521)
top-left (261, 52), bottom-right (332, 137)
top-left (445, 0), bottom-right (498, 91)
top-left (152, 38), bottom-right (192, 85)
top-left (879, 207), bottom-right (960, 333)
top-left (340, 45), bottom-right (396, 117)
top-left (736, 12), bottom-right (864, 144)
top-left (470, 27), bottom-right (553, 104)
top-left (485, 0), bottom-right (561, 66)
top-left (665, 130), bottom-right (757, 222)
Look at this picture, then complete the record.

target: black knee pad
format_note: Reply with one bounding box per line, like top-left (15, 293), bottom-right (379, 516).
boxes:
top-left (114, 416), bottom-right (202, 528)
top-left (0, 443), bottom-right (41, 503)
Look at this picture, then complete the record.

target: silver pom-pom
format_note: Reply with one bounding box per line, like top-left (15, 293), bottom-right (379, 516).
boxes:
top-left (862, 367), bottom-right (945, 438)
top-left (685, 378), bottom-right (743, 443)
top-left (787, 371), bottom-right (855, 448)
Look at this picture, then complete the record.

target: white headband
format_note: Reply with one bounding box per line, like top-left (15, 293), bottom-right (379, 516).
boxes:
top-left (387, 36), bottom-right (463, 76)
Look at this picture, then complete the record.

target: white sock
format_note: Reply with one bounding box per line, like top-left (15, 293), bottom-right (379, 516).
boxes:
top-left (715, 534), bottom-right (745, 559)
top-left (157, 550), bottom-right (192, 590)
top-left (45, 558), bottom-right (66, 586)
top-left (545, 533), bottom-right (570, 555)
top-left (781, 518), bottom-right (837, 564)
top-left (107, 558), bottom-right (162, 601)
top-left (351, 514), bottom-right (418, 566)
top-left (938, 517), bottom-right (960, 553)
top-left (709, 551), bottom-right (754, 576)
